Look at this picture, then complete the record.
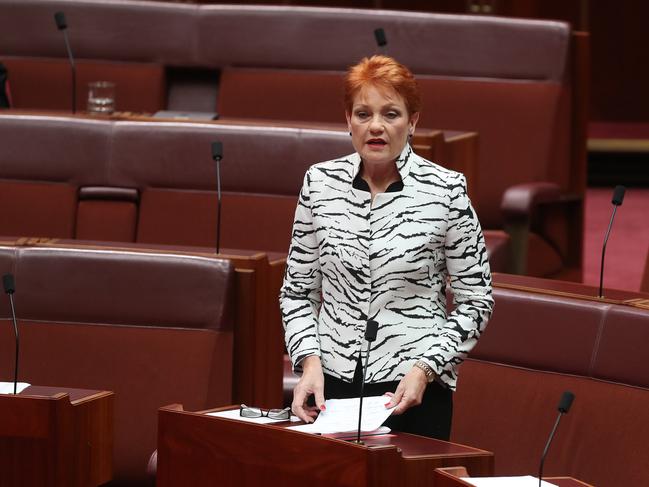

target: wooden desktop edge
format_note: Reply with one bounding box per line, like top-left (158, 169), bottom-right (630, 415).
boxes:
top-left (159, 403), bottom-right (493, 459)
top-left (158, 403), bottom-right (398, 451)
top-left (492, 272), bottom-right (649, 307)
top-left (16, 387), bottom-right (114, 405)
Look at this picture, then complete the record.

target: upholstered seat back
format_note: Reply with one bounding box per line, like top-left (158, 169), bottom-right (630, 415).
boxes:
top-left (0, 245), bottom-right (234, 485)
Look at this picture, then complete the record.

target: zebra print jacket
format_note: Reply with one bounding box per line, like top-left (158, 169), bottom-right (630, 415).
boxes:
top-left (280, 144), bottom-right (493, 390)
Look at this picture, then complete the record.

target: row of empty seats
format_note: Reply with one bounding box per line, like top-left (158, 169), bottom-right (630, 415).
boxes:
top-left (0, 0), bottom-right (589, 278)
top-left (5, 245), bottom-right (647, 486)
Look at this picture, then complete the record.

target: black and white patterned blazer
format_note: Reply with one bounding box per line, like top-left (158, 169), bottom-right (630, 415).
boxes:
top-left (280, 144), bottom-right (493, 390)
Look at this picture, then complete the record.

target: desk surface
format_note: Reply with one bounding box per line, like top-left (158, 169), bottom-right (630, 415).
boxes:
top-left (20, 385), bottom-right (110, 403)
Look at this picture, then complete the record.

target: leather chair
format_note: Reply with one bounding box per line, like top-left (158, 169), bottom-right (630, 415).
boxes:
top-left (0, 245), bottom-right (235, 486)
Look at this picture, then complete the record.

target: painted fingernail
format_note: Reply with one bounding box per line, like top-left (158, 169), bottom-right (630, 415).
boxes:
top-left (320, 405), bottom-right (326, 411)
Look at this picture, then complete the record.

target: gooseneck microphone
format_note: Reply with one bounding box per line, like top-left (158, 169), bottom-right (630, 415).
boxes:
top-left (54, 11), bottom-right (76, 114)
top-left (2, 273), bottom-right (20, 395)
top-left (538, 391), bottom-right (575, 487)
top-left (211, 141), bottom-right (224, 254)
top-left (373, 28), bottom-right (387, 54)
top-left (355, 320), bottom-right (379, 444)
top-left (598, 185), bottom-right (626, 298)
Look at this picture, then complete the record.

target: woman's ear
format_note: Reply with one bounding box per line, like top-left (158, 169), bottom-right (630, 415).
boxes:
top-left (345, 111), bottom-right (352, 133)
top-left (409, 112), bottom-right (420, 133)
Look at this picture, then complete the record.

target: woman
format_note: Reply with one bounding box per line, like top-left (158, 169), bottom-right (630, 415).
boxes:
top-left (280, 55), bottom-right (493, 440)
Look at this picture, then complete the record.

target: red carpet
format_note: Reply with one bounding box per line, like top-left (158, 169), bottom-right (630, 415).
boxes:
top-left (583, 187), bottom-right (649, 292)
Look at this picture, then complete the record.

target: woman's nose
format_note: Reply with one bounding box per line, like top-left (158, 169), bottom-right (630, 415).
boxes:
top-left (369, 115), bottom-right (383, 132)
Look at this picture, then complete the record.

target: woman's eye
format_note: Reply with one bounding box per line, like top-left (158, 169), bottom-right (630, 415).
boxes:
top-left (355, 111), bottom-right (369, 119)
top-left (385, 111), bottom-right (400, 119)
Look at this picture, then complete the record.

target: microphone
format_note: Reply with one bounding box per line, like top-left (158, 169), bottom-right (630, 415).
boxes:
top-left (374, 28), bottom-right (388, 54)
top-left (0, 63), bottom-right (11, 108)
top-left (355, 320), bottom-right (379, 444)
top-left (538, 391), bottom-right (575, 487)
top-left (2, 273), bottom-right (20, 395)
top-left (598, 185), bottom-right (626, 298)
top-left (211, 141), bottom-right (224, 254)
top-left (54, 11), bottom-right (77, 114)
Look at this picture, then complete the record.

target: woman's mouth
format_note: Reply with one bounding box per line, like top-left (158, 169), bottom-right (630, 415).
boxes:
top-left (366, 139), bottom-right (387, 147)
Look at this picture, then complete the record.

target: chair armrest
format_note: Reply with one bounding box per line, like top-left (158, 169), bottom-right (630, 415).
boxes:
top-left (501, 183), bottom-right (582, 276)
top-left (501, 182), bottom-right (561, 221)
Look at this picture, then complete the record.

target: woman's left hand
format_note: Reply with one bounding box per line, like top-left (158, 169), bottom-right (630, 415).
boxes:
top-left (384, 366), bottom-right (428, 415)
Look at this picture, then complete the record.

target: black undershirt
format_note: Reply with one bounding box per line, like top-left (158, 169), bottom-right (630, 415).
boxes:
top-left (352, 173), bottom-right (404, 193)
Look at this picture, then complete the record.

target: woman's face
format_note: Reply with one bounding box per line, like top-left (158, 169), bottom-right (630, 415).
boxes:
top-left (346, 84), bottom-right (419, 168)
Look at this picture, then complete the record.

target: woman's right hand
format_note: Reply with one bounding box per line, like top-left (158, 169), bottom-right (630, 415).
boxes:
top-left (291, 355), bottom-right (326, 423)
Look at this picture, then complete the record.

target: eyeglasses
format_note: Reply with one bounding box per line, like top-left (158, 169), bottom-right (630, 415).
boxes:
top-left (239, 404), bottom-right (291, 420)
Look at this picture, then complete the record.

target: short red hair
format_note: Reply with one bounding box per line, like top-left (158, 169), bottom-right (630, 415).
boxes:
top-left (344, 55), bottom-right (421, 115)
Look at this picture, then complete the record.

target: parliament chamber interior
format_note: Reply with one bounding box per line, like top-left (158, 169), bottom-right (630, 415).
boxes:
top-left (0, 1), bottom-right (648, 486)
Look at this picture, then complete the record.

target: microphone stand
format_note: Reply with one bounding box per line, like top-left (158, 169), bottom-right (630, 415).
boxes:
top-left (216, 156), bottom-right (222, 254)
top-left (538, 412), bottom-right (564, 486)
top-left (8, 291), bottom-right (19, 394)
top-left (3, 273), bottom-right (19, 395)
top-left (538, 391), bottom-right (574, 487)
top-left (598, 185), bottom-right (626, 298)
top-left (62, 29), bottom-right (76, 114)
top-left (211, 141), bottom-right (223, 254)
top-left (354, 320), bottom-right (378, 444)
top-left (54, 12), bottom-right (76, 114)
top-left (355, 343), bottom-right (372, 444)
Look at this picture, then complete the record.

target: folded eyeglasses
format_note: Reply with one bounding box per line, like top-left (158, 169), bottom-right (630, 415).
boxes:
top-left (239, 404), bottom-right (291, 420)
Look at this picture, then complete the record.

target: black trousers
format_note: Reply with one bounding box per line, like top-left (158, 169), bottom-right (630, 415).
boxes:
top-left (323, 360), bottom-right (453, 440)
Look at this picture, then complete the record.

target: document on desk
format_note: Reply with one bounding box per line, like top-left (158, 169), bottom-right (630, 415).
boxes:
top-left (461, 476), bottom-right (557, 487)
top-left (287, 396), bottom-right (395, 435)
top-left (0, 382), bottom-right (30, 394)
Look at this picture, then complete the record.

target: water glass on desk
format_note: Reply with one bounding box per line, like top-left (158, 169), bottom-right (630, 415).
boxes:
top-left (87, 81), bottom-right (115, 114)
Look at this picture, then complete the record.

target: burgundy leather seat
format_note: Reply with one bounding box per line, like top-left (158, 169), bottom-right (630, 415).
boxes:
top-left (0, 245), bottom-right (234, 486)
top-left (452, 279), bottom-right (649, 486)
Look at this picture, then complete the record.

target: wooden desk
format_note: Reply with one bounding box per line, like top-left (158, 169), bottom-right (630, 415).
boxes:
top-left (157, 404), bottom-right (494, 487)
top-left (0, 386), bottom-right (113, 487)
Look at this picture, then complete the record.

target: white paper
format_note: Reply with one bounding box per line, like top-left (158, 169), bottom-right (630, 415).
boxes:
top-left (287, 396), bottom-right (395, 435)
top-left (461, 476), bottom-right (559, 487)
top-left (0, 382), bottom-right (30, 394)
top-left (207, 408), bottom-right (299, 424)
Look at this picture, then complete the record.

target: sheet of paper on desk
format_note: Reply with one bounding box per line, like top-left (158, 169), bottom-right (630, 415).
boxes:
top-left (207, 408), bottom-right (299, 424)
top-left (461, 476), bottom-right (558, 487)
top-left (287, 396), bottom-right (395, 435)
top-left (0, 382), bottom-right (30, 394)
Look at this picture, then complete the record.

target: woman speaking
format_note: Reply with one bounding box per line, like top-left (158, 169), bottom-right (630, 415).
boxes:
top-left (280, 55), bottom-right (493, 440)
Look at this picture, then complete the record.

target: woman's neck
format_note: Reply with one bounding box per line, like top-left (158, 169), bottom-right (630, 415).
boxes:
top-left (359, 160), bottom-right (401, 200)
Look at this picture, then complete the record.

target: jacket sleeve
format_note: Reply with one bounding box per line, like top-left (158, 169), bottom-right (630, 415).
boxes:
top-left (422, 173), bottom-right (494, 386)
top-left (279, 168), bottom-right (323, 373)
